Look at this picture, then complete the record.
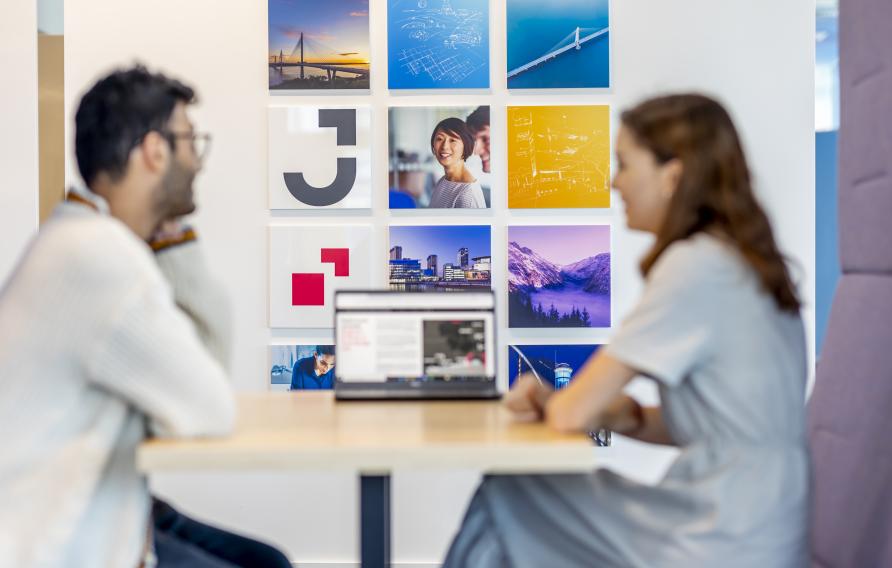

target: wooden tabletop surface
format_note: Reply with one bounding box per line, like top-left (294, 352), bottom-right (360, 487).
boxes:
top-left (137, 392), bottom-right (598, 475)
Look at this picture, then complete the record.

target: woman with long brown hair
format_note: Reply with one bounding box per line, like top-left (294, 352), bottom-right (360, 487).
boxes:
top-left (444, 94), bottom-right (809, 567)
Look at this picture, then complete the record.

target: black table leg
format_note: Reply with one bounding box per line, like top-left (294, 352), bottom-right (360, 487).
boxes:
top-left (360, 474), bottom-right (391, 568)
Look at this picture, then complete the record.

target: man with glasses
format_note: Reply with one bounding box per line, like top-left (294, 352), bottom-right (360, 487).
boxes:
top-left (0, 66), bottom-right (290, 567)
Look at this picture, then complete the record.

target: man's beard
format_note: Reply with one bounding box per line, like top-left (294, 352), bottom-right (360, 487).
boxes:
top-left (155, 159), bottom-right (196, 220)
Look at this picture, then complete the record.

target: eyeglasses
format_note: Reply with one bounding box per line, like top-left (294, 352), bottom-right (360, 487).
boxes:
top-left (165, 131), bottom-right (212, 162)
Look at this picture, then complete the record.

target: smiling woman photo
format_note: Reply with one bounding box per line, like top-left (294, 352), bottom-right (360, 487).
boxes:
top-left (428, 117), bottom-right (487, 209)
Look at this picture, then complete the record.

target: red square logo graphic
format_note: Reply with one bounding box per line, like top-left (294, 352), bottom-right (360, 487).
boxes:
top-left (292, 273), bottom-right (324, 306)
top-left (321, 248), bottom-right (350, 277)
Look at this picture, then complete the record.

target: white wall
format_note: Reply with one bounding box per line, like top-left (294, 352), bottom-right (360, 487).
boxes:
top-left (0, 0), bottom-right (39, 284)
top-left (63, 0), bottom-right (814, 565)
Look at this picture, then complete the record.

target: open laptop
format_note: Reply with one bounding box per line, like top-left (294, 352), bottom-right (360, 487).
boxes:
top-left (334, 290), bottom-right (500, 400)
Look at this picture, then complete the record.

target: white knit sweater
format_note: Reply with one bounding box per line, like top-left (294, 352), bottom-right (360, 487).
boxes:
top-left (0, 191), bottom-right (235, 568)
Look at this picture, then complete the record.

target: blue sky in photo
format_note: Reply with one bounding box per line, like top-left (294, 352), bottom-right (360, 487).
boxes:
top-left (509, 225), bottom-right (610, 265)
top-left (390, 225), bottom-right (491, 263)
top-left (268, 0), bottom-right (370, 61)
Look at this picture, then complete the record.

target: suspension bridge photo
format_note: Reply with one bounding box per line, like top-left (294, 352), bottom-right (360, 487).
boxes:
top-left (506, 0), bottom-right (610, 89)
top-left (268, 0), bottom-right (371, 90)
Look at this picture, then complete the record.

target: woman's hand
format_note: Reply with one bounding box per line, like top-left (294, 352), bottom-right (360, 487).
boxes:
top-left (598, 395), bottom-right (645, 435)
top-left (544, 353), bottom-right (637, 433)
top-left (504, 373), bottom-right (554, 422)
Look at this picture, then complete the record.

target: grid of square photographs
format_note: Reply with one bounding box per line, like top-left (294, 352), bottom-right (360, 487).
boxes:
top-left (266, 1), bottom-right (616, 412)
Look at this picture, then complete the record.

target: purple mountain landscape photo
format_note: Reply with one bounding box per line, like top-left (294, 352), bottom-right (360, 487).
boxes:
top-left (508, 226), bottom-right (611, 328)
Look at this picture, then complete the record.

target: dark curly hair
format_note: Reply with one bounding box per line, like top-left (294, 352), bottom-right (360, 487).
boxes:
top-left (75, 64), bottom-right (195, 188)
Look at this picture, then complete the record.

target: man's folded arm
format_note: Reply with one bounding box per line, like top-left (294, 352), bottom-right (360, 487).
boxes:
top-left (152, 229), bottom-right (233, 372)
top-left (85, 279), bottom-right (236, 438)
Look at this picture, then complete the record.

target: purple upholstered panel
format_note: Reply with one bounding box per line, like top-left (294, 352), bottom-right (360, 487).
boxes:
top-left (836, 0), bottom-right (892, 273)
top-left (809, 277), bottom-right (892, 567)
top-left (809, 1), bottom-right (892, 564)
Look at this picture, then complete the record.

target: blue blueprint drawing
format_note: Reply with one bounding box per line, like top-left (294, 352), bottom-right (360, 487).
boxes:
top-left (388, 0), bottom-right (490, 89)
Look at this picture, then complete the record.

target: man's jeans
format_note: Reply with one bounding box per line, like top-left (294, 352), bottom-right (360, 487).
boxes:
top-left (151, 498), bottom-right (292, 568)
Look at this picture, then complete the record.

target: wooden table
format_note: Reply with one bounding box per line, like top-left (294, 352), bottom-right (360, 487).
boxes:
top-left (138, 392), bottom-right (598, 567)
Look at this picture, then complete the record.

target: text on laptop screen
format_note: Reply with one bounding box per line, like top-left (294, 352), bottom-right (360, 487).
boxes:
top-left (335, 292), bottom-right (496, 383)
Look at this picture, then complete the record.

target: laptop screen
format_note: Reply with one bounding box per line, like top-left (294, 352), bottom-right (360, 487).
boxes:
top-left (335, 291), bottom-right (496, 383)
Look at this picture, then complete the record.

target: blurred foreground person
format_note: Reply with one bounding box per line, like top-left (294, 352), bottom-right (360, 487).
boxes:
top-left (445, 94), bottom-right (809, 568)
top-left (0, 66), bottom-right (289, 568)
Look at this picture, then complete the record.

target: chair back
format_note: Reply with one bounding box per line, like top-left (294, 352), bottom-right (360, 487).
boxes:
top-left (808, 1), bottom-right (892, 565)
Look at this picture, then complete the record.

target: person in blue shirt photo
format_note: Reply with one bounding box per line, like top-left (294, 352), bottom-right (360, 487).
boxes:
top-left (290, 345), bottom-right (336, 390)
